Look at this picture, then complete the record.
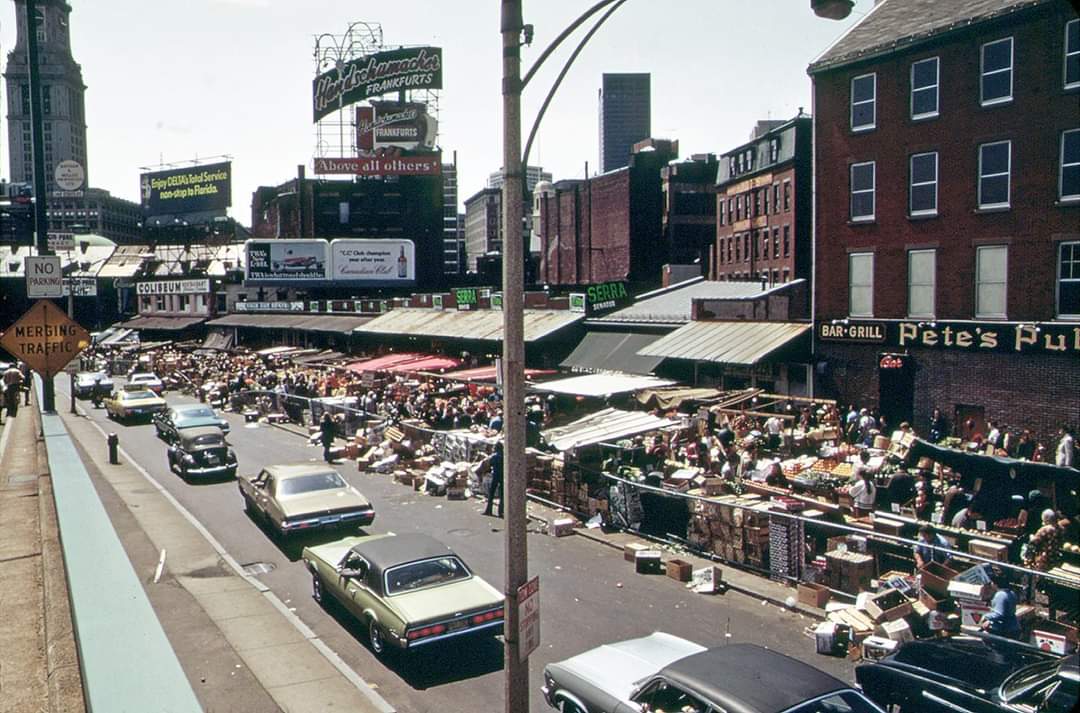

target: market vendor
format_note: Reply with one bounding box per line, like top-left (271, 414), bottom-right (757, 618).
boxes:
top-left (913, 525), bottom-right (953, 570)
top-left (951, 504), bottom-right (984, 530)
top-left (980, 570), bottom-right (1021, 639)
top-left (1023, 510), bottom-right (1065, 571)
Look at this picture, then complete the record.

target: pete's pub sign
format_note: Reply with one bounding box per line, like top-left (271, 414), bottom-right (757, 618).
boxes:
top-left (818, 320), bottom-right (1080, 355)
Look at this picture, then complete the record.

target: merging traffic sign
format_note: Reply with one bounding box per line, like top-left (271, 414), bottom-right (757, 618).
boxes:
top-left (25, 256), bottom-right (63, 298)
top-left (0, 300), bottom-right (91, 377)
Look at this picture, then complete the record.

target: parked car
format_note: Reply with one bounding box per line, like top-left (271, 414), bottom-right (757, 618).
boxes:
top-left (73, 371), bottom-right (114, 399)
top-left (167, 427), bottom-right (238, 479)
top-left (302, 532), bottom-right (503, 656)
top-left (856, 635), bottom-right (1078, 713)
top-left (103, 387), bottom-right (167, 422)
top-left (127, 372), bottom-right (165, 394)
top-left (543, 635), bottom-right (885, 713)
top-left (153, 404), bottom-right (229, 443)
top-left (238, 464), bottom-right (375, 537)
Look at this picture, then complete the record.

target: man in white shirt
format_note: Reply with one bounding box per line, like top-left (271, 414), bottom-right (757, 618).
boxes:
top-left (1057, 426), bottom-right (1075, 469)
top-left (764, 415), bottom-right (783, 450)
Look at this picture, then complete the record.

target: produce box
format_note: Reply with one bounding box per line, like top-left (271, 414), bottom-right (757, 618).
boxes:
top-left (958, 598), bottom-right (991, 628)
top-left (798, 582), bottom-right (831, 608)
top-left (872, 516), bottom-right (905, 537)
top-left (1033, 620), bottom-right (1078, 654)
top-left (919, 590), bottom-right (948, 611)
top-left (876, 619), bottom-right (913, 643)
top-left (624, 542), bottom-right (650, 562)
top-left (968, 539), bottom-right (1008, 562)
top-left (864, 588), bottom-right (913, 623)
top-left (919, 561), bottom-right (959, 598)
top-left (548, 518), bottom-right (576, 537)
top-left (665, 559), bottom-right (693, 582)
top-left (861, 635), bottom-right (899, 660)
top-left (635, 549), bottom-right (663, 574)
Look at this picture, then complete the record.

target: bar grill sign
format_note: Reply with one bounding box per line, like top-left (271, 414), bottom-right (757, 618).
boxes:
top-left (25, 256), bottom-right (63, 298)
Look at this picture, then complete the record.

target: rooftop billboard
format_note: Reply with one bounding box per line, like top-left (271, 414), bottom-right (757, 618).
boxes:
top-left (312, 46), bottom-right (442, 122)
top-left (140, 161), bottom-right (231, 218)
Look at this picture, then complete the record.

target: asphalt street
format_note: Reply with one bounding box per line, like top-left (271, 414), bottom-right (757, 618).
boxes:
top-left (59, 378), bottom-right (856, 713)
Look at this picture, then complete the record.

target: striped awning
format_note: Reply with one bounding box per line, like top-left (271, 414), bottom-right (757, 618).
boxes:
top-left (639, 321), bottom-right (811, 365)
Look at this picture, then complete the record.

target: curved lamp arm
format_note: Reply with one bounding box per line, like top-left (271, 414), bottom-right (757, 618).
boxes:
top-left (520, 0), bottom-right (624, 91)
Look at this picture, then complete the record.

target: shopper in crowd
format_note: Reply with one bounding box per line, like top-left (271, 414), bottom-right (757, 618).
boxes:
top-left (1014, 430), bottom-right (1036, 461)
top-left (981, 570), bottom-right (1021, 639)
top-left (1024, 510), bottom-right (1065, 571)
top-left (928, 408), bottom-right (948, 443)
top-left (1057, 425), bottom-right (1075, 469)
top-left (319, 412), bottom-right (337, 463)
top-left (951, 503), bottom-right (984, 530)
top-left (986, 421), bottom-right (1002, 450)
top-left (482, 441), bottom-right (504, 518)
top-left (764, 461), bottom-right (788, 488)
top-left (764, 413), bottom-right (783, 451)
top-left (2, 362), bottom-right (23, 423)
top-left (913, 525), bottom-right (952, 570)
top-left (850, 449), bottom-right (876, 484)
top-left (849, 470), bottom-right (877, 517)
top-left (914, 474), bottom-right (936, 521)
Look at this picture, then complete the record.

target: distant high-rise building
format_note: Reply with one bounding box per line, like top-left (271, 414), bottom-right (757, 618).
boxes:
top-left (599, 73), bottom-right (650, 173)
top-left (486, 166), bottom-right (552, 193)
top-left (5, 0), bottom-right (88, 192)
top-left (443, 158), bottom-right (461, 275)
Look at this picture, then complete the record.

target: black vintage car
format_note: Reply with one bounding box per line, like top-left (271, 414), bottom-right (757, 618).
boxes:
top-left (167, 426), bottom-right (238, 479)
top-left (856, 635), bottom-right (1078, 713)
top-left (154, 404), bottom-right (230, 444)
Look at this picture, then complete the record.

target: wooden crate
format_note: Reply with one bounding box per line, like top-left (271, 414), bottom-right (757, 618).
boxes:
top-left (665, 559), bottom-right (693, 582)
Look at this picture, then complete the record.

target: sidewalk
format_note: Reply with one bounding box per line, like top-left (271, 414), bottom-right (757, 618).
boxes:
top-left (0, 394), bottom-right (84, 713)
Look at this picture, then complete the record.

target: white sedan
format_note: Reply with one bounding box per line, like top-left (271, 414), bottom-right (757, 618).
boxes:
top-left (128, 372), bottom-right (165, 394)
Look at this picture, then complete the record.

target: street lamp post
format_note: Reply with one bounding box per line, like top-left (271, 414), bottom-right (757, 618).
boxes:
top-left (499, 2), bottom-right (853, 711)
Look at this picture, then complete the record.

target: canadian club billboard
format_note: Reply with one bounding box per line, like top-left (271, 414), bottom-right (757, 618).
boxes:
top-left (312, 46), bottom-right (442, 122)
top-left (140, 161), bottom-right (232, 217)
top-left (245, 239), bottom-right (416, 286)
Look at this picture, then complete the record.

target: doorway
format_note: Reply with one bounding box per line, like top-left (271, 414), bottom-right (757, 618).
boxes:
top-left (878, 353), bottom-right (914, 429)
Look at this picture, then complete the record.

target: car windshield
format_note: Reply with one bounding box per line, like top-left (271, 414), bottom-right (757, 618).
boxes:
top-left (385, 556), bottom-right (470, 595)
top-left (1001, 659), bottom-right (1059, 699)
top-left (784, 690), bottom-right (883, 713)
top-left (177, 407), bottom-right (215, 419)
top-left (123, 390), bottom-right (156, 400)
top-left (131, 374), bottom-right (156, 382)
top-left (188, 435), bottom-right (223, 448)
top-left (277, 471), bottom-right (347, 496)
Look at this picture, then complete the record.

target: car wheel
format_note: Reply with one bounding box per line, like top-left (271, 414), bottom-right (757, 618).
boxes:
top-left (368, 619), bottom-right (386, 656)
top-left (311, 574), bottom-right (325, 604)
top-left (559, 701), bottom-right (585, 713)
top-left (242, 494), bottom-right (255, 514)
top-left (179, 463), bottom-right (188, 478)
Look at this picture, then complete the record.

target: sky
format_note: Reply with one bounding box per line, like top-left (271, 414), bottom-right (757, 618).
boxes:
top-left (1, 0), bottom-right (875, 222)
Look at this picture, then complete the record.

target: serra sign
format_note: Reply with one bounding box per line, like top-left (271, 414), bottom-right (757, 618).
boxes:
top-left (0, 300), bottom-right (90, 377)
top-left (585, 281), bottom-right (629, 311)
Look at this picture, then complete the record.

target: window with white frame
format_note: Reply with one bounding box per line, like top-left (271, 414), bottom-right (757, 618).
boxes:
top-left (978, 141), bottom-right (1011, 209)
top-left (981, 37), bottom-right (1013, 106)
top-left (911, 57), bottom-right (940, 119)
top-left (908, 249), bottom-right (936, 318)
top-left (849, 252), bottom-right (874, 317)
top-left (975, 245), bottom-right (1008, 318)
top-left (1059, 242), bottom-right (1080, 317)
top-left (1060, 129), bottom-right (1080, 201)
top-left (850, 161), bottom-right (875, 221)
top-left (909, 151), bottom-right (939, 216)
top-left (1065, 19), bottom-right (1079, 89)
top-left (850, 73), bottom-right (876, 131)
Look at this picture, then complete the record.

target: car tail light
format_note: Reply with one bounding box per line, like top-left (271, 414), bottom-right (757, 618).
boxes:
top-left (470, 608), bottom-right (504, 625)
top-left (406, 624), bottom-right (448, 640)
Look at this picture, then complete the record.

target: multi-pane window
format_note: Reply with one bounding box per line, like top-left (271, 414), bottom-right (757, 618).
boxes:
top-left (975, 245), bottom-right (1008, 319)
top-left (850, 161), bottom-right (876, 221)
top-left (978, 141), bottom-right (1011, 209)
top-left (773, 228), bottom-right (780, 259)
top-left (909, 152), bottom-right (939, 216)
top-left (981, 37), bottom-right (1013, 106)
top-left (911, 57), bottom-right (939, 119)
top-left (908, 250), bottom-right (936, 318)
top-left (753, 231), bottom-right (760, 259)
top-left (754, 189), bottom-right (761, 217)
top-left (850, 73), bottom-right (876, 131)
top-left (1065, 19), bottom-right (1079, 89)
top-left (783, 225), bottom-right (790, 257)
top-left (772, 184), bottom-right (780, 212)
top-left (1060, 129), bottom-right (1080, 201)
top-left (1059, 242), bottom-right (1080, 318)
top-left (727, 199), bottom-right (734, 223)
top-left (743, 234), bottom-right (750, 262)
top-left (849, 252), bottom-right (874, 317)
top-left (783, 180), bottom-right (791, 211)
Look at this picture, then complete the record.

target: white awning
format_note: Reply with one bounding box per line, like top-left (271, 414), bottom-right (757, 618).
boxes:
top-left (639, 321), bottom-right (811, 365)
top-left (542, 408), bottom-right (680, 451)
top-left (531, 373), bottom-right (675, 397)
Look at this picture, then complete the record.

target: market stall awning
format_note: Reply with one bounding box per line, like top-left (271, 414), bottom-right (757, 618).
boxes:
top-left (295, 314), bottom-right (374, 332)
top-left (255, 345), bottom-right (303, 356)
top-left (385, 355), bottom-right (463, 374)
top-left (206, 313), bottom-right (371, 332)
top-left (354, 308), bottom-right (583, 342)
top-left (636, 387), bottom-right (723, 411)
top-left (119, 316), bottom-right (207, 331)
top-left (639, 321), bottom-right (811, 365)
top-left (97, 327), bottom-right (136, 346)
top-left (909, 438), bottom-right (1079, 482)
top-left (560, 331), bottom-right (664, 375)
top-left (344, 353), bottom-right (427, 373)
top-left (542, 408), bottom-right (680, 451)
top-left (531, 373), bottom-right (675, 398)
top-left (440, 366), bottom-right (558, 382)
top-left (199, 330), bottom-right (234, 351)
top-left (293, 349), bottom-right (346, 365)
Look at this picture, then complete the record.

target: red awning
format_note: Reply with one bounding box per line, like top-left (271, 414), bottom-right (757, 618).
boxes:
top-left (385, 355), bottom-right (463, 374)
top-left (441, 366), bottom-right (558, 382)
top-left (344, 353), bottom-right (426, 373)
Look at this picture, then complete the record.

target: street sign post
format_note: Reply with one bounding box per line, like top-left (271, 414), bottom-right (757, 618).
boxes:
top-left (25, 255), bottom-right (63, 298)
top-left (517, 576), bottom-right (540, 662)
top-left (0, 300), bottom-right (91, 377)
top-left (47, 231), bottom-right (75, 251)
top-left (62, 277), bottom-right (97, 297)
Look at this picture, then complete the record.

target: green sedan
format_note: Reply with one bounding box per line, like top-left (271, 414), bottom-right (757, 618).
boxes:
top-left (302, 532), bottom-right (504, 656)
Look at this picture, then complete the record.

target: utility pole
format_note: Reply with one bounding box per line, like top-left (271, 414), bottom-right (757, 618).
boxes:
top-left (26, 0), bottom-right (56, 412)
top-left (500, 1), bottom-right (529, 711)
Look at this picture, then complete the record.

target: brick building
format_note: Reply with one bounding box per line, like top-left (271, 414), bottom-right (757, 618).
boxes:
top-left (713, 116), bottom-right (812, 286)
top-left (463, 187), bottom-right (501, 273)
top-left (537, 139), bottom-right (677, 289)
top-left (661, 154), bottom-right (718, 271)
top-left (809, 0), bottom-right (1079, 441)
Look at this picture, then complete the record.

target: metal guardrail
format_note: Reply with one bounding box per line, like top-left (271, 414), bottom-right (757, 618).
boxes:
top-left (36, 375), bottom-right (203, 713)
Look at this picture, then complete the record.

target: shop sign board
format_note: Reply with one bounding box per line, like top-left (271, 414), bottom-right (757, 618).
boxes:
top-left (140, 161), bottom-right (232, 217)
top-left (47, 231), bottom-right (75, 251)
top-left (585, 281), bottom-right (630, 312)
top-left (432, 294), bottom-right (444, 310)
top-left (490, 293), bottom-right (503, 310)
top-left (817, 319), bottom-right (1080, 356)
top-left (0, 300), bottom-right (91, 377)
top-left (455, 288), bottom-right (478, 307)
top-left (25, 256), bottom-right (63, 298)
top-left (517, 576), bottom-right (540, 662)
top-left (234, 301), bottom-right (306, 313)
top-left (313, 46), bottom-right (443, 122)
top-left (136, 279), bottom-right (211, 296)
top-left (330, 239), bottom-right (415, 283)
top-left (63, 277), bottom-right (97, 297)
top-left (569, 293), bottom-right (586, 313)
top-left (313, 153), bottom-right (441, 177)
top-left (357, 102), bottom-right (438, 152)
top-left (245, 240), bottom-right (330, 282)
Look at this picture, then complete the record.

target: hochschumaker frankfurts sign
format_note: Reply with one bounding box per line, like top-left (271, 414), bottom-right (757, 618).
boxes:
top-left (313, 46), bottom-right (442, 122)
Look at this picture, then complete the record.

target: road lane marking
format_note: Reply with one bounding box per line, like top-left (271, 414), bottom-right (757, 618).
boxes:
top-left (154, 549), bottom-right (167, 584)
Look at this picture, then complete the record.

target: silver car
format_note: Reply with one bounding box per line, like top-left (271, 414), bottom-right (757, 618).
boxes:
top-left (542, 634), bottom-right (885, 713)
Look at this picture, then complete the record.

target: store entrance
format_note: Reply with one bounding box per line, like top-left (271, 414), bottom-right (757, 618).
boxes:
top-left (878, 353), bottom-right (914, 429)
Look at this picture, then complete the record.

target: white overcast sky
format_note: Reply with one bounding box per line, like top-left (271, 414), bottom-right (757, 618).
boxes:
top-left (1, 0), bottom-right (874, 222)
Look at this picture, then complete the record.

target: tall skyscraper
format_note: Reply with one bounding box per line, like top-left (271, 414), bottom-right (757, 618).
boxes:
top-left (598, 73), bottom-right (650, 173)
top-left (5, 0), bottom-right (88, 193)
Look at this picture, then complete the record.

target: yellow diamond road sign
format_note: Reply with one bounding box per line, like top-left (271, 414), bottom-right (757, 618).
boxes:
top-left (0, 300), bottom-right (91, 377)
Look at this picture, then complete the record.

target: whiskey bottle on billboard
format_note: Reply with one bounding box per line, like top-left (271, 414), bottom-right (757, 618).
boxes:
top-left (397, 246), bottom-right (408, 278)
